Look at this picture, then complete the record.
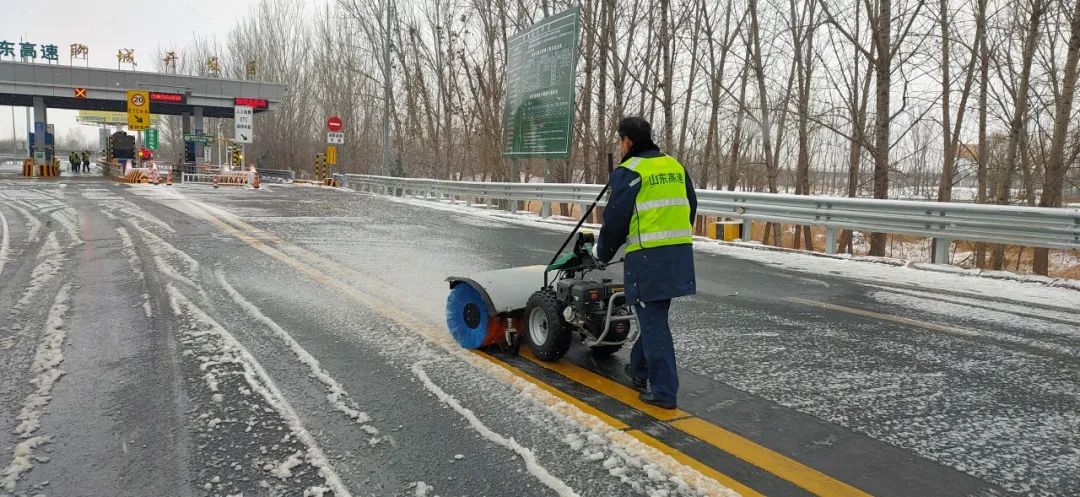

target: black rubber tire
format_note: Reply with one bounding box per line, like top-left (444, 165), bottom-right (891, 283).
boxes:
top-left (524, 289), bottom-right (572, 362)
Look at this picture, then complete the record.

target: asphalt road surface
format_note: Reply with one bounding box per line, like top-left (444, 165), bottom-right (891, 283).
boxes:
top-left (0, 169), bottom-right (1077, 497)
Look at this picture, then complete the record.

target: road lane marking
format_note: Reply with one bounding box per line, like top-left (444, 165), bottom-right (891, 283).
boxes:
top-left (519, 349), bottom-right (873, 497)
top-left (478, 352), bottom-right (630, 430)
top-left (519, 348), bottom-right (691, 421)
top-left (672, 418), bottom-right (870, 497)
top-left (787, 296), bottom-right (1078, 359)
top-left (624, 430), bottom-right (766, 497)
top-left (785, 297), bottom-right (981, 339)
top-left (182, 196), bottom-right (866, 497)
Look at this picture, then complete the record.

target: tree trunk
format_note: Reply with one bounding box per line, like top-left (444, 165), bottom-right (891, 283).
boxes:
top-left (993, 0), bottom-right (1044, 270)
top-left (1033, 0), bottom-right (1080, 275)
top-left (975, 0), bottom-right (990, 268)
top-left (869, 0), bottom-right (892, 257)
top-left (749, 0), bottom-right (781, 245)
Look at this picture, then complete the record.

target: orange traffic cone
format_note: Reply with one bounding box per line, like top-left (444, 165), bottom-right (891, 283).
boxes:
top-left (252, 173), bottom-right (260, 189)
top-left (166, 171), bottom-right (173, 186)
top-left (213, 174), bottom-right (219, 189)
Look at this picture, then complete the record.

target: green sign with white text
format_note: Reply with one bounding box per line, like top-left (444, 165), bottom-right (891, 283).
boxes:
top-left (183, 133), bottom-right (214, 144)
top-left (502, 8), bottom-right (580, 159)
top-left (144, 128), bottom-right (159, 150)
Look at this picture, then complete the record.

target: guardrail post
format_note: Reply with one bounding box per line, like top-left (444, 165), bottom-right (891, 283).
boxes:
top-left (741, 218), bottom-right (752, 241)
top-left (825, 227), bottom-right (837, 254)
top-left (541, 199), bottom-right (551, 218)
top-left (933, 237), bottom-right (950, 265)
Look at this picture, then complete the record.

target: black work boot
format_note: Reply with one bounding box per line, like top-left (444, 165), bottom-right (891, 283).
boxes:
top-left (624, 364), bottom-right (647, 391)
top-left (639, 391), bottom-right (677, 410)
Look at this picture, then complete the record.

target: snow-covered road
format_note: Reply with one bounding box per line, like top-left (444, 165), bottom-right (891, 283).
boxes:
top-left (0, 173), bottom-right (1077, 497)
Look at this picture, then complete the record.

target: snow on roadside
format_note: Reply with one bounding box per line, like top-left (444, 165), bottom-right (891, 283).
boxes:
top-left (166, 284), bottom-right (352, 497)
top-left (215, 271), bottom-right (378, 431)
top-left (1, 284), bottom-right (71, 491)
top-left (377, 194), bottom-right (1080, 308)
top-left (412, 360), bottom-right (580, 497)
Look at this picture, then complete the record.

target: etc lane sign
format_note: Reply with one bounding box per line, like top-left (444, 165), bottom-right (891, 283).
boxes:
top-left (502, 8), bottom-right (581, 159)
top-left (127, 90), bottom-right (150, 131)
top-left (234, 105), bottom-right (253, 144)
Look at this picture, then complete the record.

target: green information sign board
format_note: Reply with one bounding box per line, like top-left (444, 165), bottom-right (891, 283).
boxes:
top-left (502, 8), bottom-right (580, 159)
top-left (183, 133), bottom-right (214, 144)
top-left (144, 128), bottom-right (159, 150)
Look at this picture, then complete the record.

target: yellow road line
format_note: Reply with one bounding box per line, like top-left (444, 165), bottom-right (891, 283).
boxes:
top-left (786, 297), bottom-right (980, 339)
top-left (520, 348), bottom-right (873, 497)
top-left (519, 347), bottom-right (691, 421)
top-left (672, 418), bottom-right (871, 497)
top-left (625, 429), bottom-right (766, 497)
top-left (476, 351), bottom-right (629, 430)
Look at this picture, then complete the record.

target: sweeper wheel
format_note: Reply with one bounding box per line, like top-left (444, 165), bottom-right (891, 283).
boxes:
top-left (524, 289), bottom-right (571, 362)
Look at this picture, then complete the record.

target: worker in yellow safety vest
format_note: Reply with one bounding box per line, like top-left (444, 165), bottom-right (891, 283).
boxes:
top-left (592, 116), bottom-right (697, 410)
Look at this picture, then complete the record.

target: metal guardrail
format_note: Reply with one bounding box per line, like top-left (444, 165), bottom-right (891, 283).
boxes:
top-left (182, 173), bottom-right (217, 183)
top-left (258, 168), bottom-right (295, 182)
top-left (338, 174), bottom-right (1080, 261)
top-left (97, 160), bottom-right (123, 178)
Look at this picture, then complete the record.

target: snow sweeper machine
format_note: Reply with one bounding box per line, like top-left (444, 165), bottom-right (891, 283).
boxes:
top-left (444, 164), bottom-right (639, 362)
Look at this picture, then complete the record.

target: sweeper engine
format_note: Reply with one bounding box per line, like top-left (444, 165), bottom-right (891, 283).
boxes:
top-left (554, 277), bottom-right (632, 353)
top-left (521, 232), bottom-right (637, 361)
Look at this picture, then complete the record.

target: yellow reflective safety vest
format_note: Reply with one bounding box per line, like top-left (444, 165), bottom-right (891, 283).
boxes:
top-left (620, 155), bottom-right (693, 253)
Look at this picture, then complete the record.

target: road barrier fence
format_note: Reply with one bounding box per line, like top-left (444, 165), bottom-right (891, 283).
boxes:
top-left (336, 174), bottom-right (1080, 263)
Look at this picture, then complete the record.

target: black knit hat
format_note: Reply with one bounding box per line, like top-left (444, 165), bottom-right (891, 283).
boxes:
top-left (618, 116), bottom-right (652, 145)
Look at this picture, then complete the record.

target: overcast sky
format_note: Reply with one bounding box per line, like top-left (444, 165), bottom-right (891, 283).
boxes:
top-left (0, 0), bottom-right (264, 146)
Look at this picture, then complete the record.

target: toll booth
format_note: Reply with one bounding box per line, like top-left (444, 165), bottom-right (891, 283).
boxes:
top-left (27, 131), bottom-right (55, 163)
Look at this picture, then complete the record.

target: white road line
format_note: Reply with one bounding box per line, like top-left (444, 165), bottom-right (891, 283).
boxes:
top-left (412, 360), bottom-right (581, 497)
top-left (214, 271), bottom-right (377, 430)
top-left (166, 285), bottom-right (353, 497)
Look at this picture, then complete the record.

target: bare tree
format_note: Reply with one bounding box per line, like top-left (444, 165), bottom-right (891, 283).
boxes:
top-left (992, 0), bottom-right (1045, 270)
top-left (1033, 0), bottom-right (1080, 275)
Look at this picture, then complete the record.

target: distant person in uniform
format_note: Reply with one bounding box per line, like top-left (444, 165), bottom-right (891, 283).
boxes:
top-left (81, 151), bottom-right (90, 173)
top-left (69, 152), bottom-right (79, 173)
top-left (592, 116), bottom-right (697, 410)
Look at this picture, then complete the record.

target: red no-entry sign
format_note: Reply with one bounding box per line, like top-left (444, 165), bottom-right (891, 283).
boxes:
top-left (327, 116), bottom-right (343, 132)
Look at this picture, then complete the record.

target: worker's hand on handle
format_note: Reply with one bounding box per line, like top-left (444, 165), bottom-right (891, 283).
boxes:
top-left (589, 242), bottom-right (606, 270)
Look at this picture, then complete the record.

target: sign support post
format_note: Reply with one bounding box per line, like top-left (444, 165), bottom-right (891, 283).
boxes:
top-left (542, 159), bottom-right (553, 217)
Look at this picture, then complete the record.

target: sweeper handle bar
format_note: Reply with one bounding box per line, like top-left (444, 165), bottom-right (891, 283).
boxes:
top-left (544, 153), bottom-right (615, 287)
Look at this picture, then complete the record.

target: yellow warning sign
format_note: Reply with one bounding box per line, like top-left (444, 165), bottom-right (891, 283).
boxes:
top-left (326, 145), bottom-right (337, 165)
top-left (126, 90), bottom-right (150, 130)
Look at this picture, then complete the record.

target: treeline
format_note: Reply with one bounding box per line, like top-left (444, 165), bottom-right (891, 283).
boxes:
top-left (154, 0), bottom-right (1079, 274)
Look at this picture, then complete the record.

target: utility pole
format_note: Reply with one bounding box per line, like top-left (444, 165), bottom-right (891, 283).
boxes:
top-left (382, 0), bottom-right (393, 175)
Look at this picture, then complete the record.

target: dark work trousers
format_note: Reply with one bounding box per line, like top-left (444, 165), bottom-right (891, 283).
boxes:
top-left (628, 299), bottom-right (678, 405)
